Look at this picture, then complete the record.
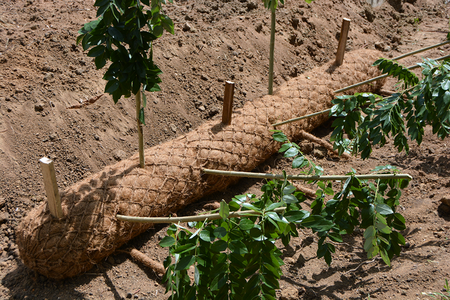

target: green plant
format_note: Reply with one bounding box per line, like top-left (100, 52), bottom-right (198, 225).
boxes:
top-left (330, 57), bottom-right (450, 159)
top-left (77, 0), bottom-right (174, 167)
top-left (422, 279), bottom-right (450, 299)
top-left (160, 161), bottom-right (409, 299)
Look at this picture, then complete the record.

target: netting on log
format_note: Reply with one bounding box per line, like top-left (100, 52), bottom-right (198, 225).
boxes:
top-left (17, 50), bottom-right (385, 279)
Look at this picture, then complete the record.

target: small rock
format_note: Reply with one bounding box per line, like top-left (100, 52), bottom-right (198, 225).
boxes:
top-left (113, 150), bottom-right (127, 161)
top-left (43, 72), bottom-right (54, 82)
top-left (0, 197), bottom-right (5, 209)
top-left (280, 286), bottom-right (299, 300)
top-left (75, 69), bottom-right (84, 75)
top-left (126, 292), bottom-right (132, 299)
top-left (200, 74), bottom-right (209, 81)
top-left (49, 133), bottom-right (57, 141)
top-left (183, 22), bottom-right (192, 32)
top-left (198, 105), bottom-right (206, 111)
top-left (93, 134), bottom-right (100, 141)
top-left (0, 212), bottom-right (9, 224)
top-left (170, 124), bottom-right (177, 133)
top-left (34, 104), bottom-right (44, 112)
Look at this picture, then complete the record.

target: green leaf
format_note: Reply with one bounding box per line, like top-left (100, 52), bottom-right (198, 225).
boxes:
top-left (282, 194), bottom-right (298, 204)
top-left (328, 232), bottom-right (343, 243)
top-left (219, 200), bottom-right (230, 219)
top-left (159, 236), bottom-right (175, 247)
top-left (376, 203), bottom-right (394, 215)
top-left (242, 203), bottom-right (261, 212)
top-left (214, 227), bottom-right (227, 239)
top-left (284, 210), bottom-right (309, 222)
top-left (139, 107), bottom-right (145, 125)
top-left (199, 229), bottom-right (214, 242)
top-left (292, 156), bottom-right (305, 168)
top-left (141, 91), bottom-right (147, 108)
top-left (230, 240), bottom-right (248, 254)
top-left (105, 79), bottom-right (119, 94)
top-left (107, 27), bottom-right (124, 41)
top-left (302, 215), bottom-right (334, 232)
top-left (379, 247), bottom-right (391, 266)
top-left (273, 132), bottom-right (288, 142)
top-left (364, 226), bottom-right (376, 239)
top-left (211, 240), bottom-right (228, 252)
top-left (175, 255), bottom-right (195, 270)
top-left (283, 185), bottom-right (296, 195)
top-left (239, 218), bottom-right (255, 231)
top-left (194, 265), bottom-right (200, 285)
top-left (87, 45), bottom-right (106, 57)
top-left (376, 221), bottom-right (392, 234)
top-left (284, 147), bottom-right (299, 158)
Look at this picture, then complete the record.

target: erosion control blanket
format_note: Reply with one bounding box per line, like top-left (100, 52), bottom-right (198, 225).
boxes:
top-left (17, 50), bottom-right (385, 279)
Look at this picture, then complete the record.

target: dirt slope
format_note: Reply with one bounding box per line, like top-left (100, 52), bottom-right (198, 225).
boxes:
top-left (0, 0), bottom-right (449, 299)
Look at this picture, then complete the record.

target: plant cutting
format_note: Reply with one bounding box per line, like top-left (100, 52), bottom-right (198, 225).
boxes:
top-left (77, 0), bottom-right (174, 168)
top-left (262, 0), bottom-right (313, 95)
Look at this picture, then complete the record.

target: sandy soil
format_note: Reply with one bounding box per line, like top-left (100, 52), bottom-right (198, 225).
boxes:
top-left (0, 0), bottom-right (449, 299)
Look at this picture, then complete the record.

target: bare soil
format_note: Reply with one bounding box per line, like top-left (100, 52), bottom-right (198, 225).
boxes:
top-left (0, 0), bottom-right (449, 299)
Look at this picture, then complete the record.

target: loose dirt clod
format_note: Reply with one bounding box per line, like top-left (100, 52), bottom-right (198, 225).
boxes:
top-left (16, 50), bottom-right (384, 279)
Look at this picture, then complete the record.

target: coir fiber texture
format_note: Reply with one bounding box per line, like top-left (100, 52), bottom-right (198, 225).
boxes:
top-left (17, 50), bottom-right (385, 279)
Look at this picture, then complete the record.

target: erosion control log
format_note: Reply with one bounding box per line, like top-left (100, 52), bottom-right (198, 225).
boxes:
top-left (17, 50), bottom-right (385, 279)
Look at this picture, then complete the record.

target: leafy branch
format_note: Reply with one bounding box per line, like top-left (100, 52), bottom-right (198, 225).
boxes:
top-left (77, 0), bottom-right (174, 167)
top-left (330, 57), bottom-right (450, 159)
top-left (160, 165), bottom-right (409, 298)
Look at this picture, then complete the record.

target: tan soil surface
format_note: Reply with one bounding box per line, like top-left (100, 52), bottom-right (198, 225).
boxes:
top-left (0, 0), bottom-right (449, 299)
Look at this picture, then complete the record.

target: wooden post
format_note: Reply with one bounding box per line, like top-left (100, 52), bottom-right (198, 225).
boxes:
top-left (335, 18), bottom-right (351, 66)
top-left (39, 157), bottom-right (63, 218)
top-left (222, 81), bottom-right (235, 125)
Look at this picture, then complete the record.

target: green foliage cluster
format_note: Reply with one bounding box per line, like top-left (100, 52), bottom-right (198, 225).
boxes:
top-left (272, 130), bottom-right (323, 175)
top-left (77, 0), bottom-right (174, 105)
top-left (330, 58), bottom-right (450, 159)
top-left (160, 163), bottom-right (409, 299)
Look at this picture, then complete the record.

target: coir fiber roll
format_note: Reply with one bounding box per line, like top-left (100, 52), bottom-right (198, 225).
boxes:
top-left (17, 50), bottom-right (385, 279)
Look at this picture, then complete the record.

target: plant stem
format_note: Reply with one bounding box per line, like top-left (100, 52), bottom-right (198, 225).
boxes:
top-left (136, 91), bottom-right (144, 168)
top-left (268, 6), bottom-right (276, 95)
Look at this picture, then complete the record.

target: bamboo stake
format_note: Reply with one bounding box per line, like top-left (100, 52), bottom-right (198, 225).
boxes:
top-left (39, 157), bottom-right (63, 218)
top-left (392, 40), bottom-right (450, 61)
top-left (222, 81), bottom-right (235, 125)
top-left (268, 6), bottom-right (276, 95)
top-left (334, 53), bottom-right (450, 94)
top-left (272, 53), bottom-right (450, 127)
top-left (136, 90), bottom-right (144, 168)
top-left (334, 18), bottom-right (351, 66)
top-left (116, 207), bottom-right (287, 223)
top-left (202, 168), bottom-right (413, 181)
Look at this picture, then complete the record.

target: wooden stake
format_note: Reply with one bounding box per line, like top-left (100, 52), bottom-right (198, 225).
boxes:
top-left (222, 81), bottom-right (235, 125)
top-left (39, 157), bottom-right (63, 218)
top-left (335, 18), bottom-right (351, 66)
